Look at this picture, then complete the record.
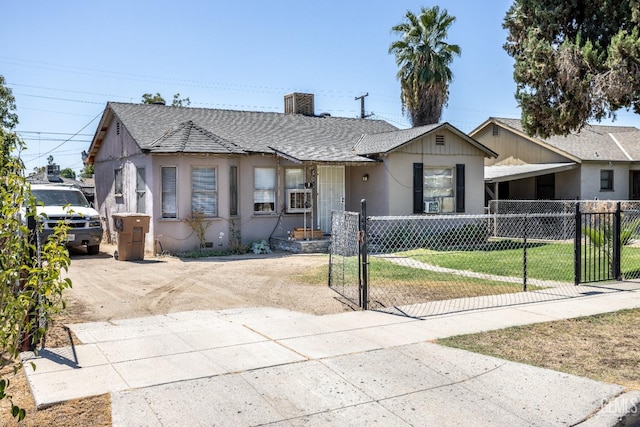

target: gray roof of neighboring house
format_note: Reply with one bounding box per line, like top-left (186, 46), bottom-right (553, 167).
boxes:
top-left (101, 102), bottom-right (399, 162)
top-left (492, 117), bottom-right (640, 162)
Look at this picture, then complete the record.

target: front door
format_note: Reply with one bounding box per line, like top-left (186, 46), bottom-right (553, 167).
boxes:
top-left (317, 165), bottom-right (345, 233)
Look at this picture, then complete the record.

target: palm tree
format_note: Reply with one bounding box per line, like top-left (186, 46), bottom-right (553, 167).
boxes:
top-left (389, 6), bottom-right (461, 127)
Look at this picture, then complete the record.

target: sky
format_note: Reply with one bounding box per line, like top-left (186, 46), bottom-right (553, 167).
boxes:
top-left (3, 1), bottom-right (640, 174)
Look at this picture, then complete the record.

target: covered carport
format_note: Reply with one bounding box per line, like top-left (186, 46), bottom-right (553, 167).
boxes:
top-left (485, 162), bottom-right (578, 204)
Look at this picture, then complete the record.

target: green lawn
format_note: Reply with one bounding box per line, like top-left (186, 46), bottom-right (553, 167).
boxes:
top-left (401, 241), bottom-right (575, 282)
top-left (323, 254), bottom-right (531, 302)
top-left (321, 241), bottom-right (640, 304)
top-left (397, 240), bottom-right (640, 283)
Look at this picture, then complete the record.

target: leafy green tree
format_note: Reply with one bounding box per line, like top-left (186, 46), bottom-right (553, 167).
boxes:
top-left (504, 0), bottom-right (640, 138)
top-left (0, 75), bottom-right (71, 421)
top-left (142, 92), bottom-right (191, 107)
top-left (172, 93), bottom-right (191, 107)
top-left (60, 167), bottom-right (76, 179)
top-left (80, 163), bottom-right (94, 178)
top-left (389, 6), bottom-right (461, 126)
top-left (141, 92), bottom-right (166, 105)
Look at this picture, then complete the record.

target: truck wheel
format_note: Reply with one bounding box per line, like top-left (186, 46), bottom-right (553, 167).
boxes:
top-left (87, 245), bottom-right (100, 255)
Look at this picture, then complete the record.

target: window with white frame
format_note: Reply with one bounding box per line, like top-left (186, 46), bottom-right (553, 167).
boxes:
top-left (254, 167), bottom-right (276, 213)
top-left (285, 168), bottom-right (311, 213)
top-left (424, 167), bottom-right (454, 213)
top-left (192, 167), bottom-right (217, 216)
top-left (161, 166), bottom-right (177, 218)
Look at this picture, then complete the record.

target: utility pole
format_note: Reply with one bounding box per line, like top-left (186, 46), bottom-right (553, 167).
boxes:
top-left (355, 93), bottom-right (372, 119)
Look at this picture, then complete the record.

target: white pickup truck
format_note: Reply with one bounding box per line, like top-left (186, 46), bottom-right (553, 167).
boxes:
top-left (30, 184), bottom-right (103, 255)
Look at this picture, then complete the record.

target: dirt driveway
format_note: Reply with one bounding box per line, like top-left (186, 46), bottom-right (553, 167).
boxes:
top-left (64, 244), bottom-right (351, 323)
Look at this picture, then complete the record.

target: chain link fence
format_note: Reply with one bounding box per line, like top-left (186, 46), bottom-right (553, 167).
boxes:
top-left (329, 200), bottom-right (640, 318)
top-left (328, 210), bottom-right (361, 307)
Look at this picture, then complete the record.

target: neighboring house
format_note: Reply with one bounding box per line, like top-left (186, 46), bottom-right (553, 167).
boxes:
top-left (471, 117), bottom-right (640, 203)
top-left (86, 93), bottom-right (495, 253)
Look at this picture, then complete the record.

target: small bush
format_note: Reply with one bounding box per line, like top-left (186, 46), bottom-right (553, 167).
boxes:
top-left (250, 240), bottom-right (272, 254)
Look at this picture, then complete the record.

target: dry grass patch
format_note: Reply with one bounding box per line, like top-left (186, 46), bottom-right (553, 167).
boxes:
top-left (0, 368), bottom-right (111, 427)
top-left (438, 308), bottom-right (640, 390)
top-left (0, 296), bottom-right (112, 426)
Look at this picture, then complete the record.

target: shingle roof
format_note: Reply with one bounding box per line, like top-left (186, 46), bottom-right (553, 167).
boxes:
top-left (354, 122), bottom-right (497, 157)
top-left (354, 124), bottom-right (441, 154)
top-left (149, 121), bottom-right (245, 154)
top-left (106, 102), bottom-right (398, 162)
top-left (493, 117), bottom-right (640, 161)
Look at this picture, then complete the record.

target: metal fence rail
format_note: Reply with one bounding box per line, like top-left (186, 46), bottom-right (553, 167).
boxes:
top-left (329, 200), bottom-right (640, 318)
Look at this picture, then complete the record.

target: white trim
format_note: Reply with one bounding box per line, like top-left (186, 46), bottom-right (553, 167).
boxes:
top-left (286, 189), bottom-right (312, 213)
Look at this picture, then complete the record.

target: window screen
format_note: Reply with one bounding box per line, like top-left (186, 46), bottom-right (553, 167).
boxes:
top-left (162, 167), bottom-right (177, 218)
top-left (254, 167), bottom-right (275, 212)
top-left (192, 167), bottom-right (217, 216)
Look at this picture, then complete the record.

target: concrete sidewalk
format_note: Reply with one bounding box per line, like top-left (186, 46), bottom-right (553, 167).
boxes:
top-left (22, 289), bottom-right (640, 426)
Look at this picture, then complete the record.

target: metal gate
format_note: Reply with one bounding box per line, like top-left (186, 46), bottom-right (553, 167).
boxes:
top-left (576, 202), bottom-right (640, 283)
top-left (575, 204), bottom-right (619, 284)
top-left (328, 209), bottom-right (362, 307)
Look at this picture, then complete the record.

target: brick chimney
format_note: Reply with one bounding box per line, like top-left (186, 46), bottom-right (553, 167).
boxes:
top-left (284, 93), bottom-right (314, 115)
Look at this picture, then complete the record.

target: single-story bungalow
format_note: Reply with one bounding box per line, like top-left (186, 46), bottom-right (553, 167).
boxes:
top-left (86, 93), bottom-right (496, 253)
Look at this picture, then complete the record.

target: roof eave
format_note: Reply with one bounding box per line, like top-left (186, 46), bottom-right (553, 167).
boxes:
top-left (269, 147), bottom-right (303, 164)
top-left (87, 104), bottom-right (114, 165)
top-left (485, 163), bottom-right (578, 183)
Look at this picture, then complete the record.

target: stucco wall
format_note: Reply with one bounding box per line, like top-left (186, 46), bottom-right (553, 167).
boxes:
top-left (347, 164), bottom-right (386, 215)
top-left (555, 168), bottom-right (581, 200)
top-left (580, 162), bottom-right (630, 200)
top-left (151, 155), bottom-right (323, 253)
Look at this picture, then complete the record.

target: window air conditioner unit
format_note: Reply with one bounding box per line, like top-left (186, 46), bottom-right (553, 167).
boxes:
top-left (424, 200), bottom-right (440, 213)
top-left (287, 189), bottom-right (312, 213)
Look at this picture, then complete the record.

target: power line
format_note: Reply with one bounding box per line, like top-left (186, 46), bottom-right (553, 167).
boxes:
top-left (17, 106), bottom-right (98, 117)
top-left (18, 130), bottom-right (93, 136)
top-left (28, 112), bottom-right (102, 163)
top-left (2, 56), bottom-right (404, 101)
top-left (20, 137), bottom-right (93, 143)
top-left (14, 93), bottom-right (105, 105)
top-left (8, 82), bottom-right (133, 100)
